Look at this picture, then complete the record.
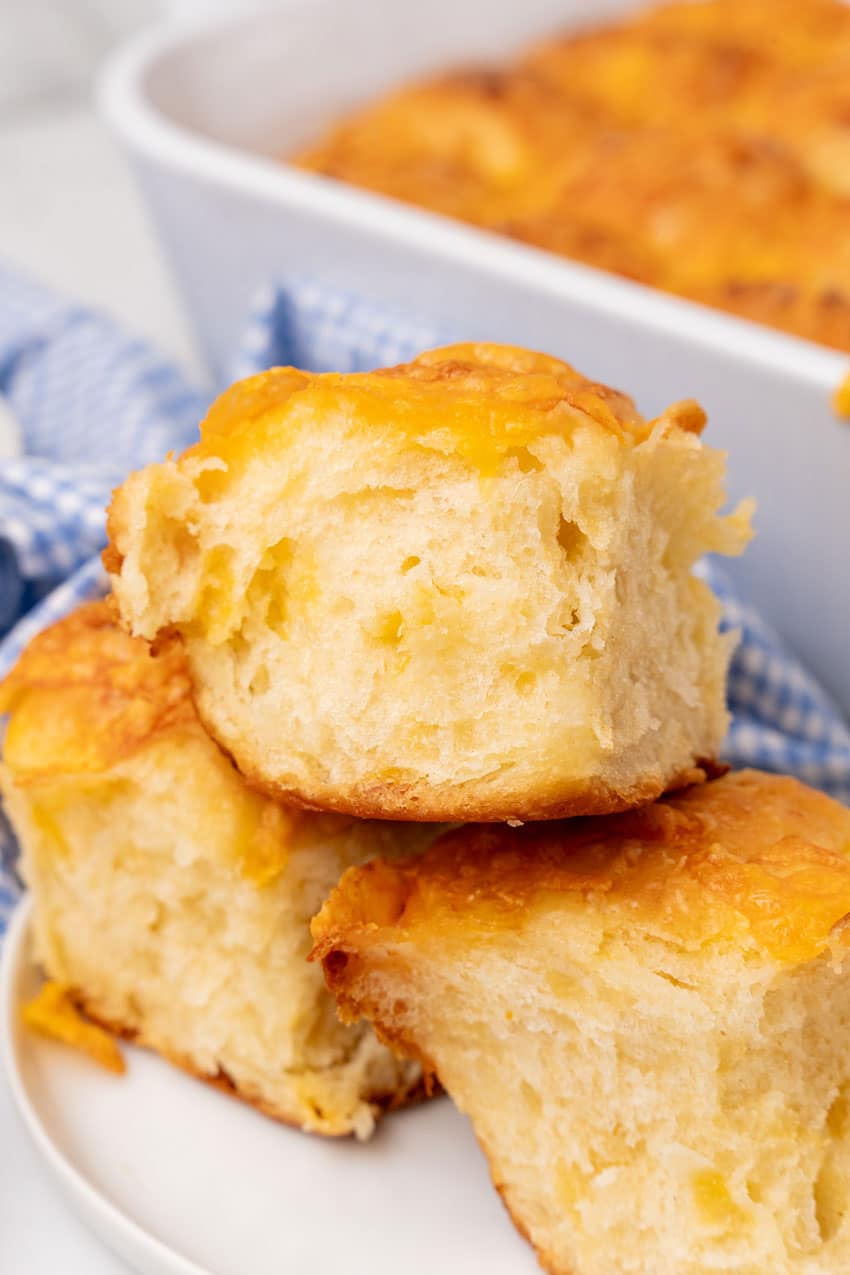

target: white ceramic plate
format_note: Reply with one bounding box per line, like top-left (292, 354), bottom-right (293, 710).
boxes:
top-left (1, 898), bottom-right (534, 1275)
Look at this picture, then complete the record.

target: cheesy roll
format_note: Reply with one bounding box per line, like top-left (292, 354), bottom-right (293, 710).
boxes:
top-left (314, 770), bottom-right (850, 1271)
top-left (106, 343), bottom-right (750, 822)
top-left (0, 602), bottom-right (434, 1138)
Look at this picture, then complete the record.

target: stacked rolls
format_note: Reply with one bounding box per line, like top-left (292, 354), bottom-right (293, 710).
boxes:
top-left (5, 342), bottom-right (850, 1273)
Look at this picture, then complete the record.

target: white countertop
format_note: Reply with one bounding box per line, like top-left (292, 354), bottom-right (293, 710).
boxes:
top-left (0, 102), bottom-right (202, 380)
top-left (0, 100), bottom-right (201, 1275)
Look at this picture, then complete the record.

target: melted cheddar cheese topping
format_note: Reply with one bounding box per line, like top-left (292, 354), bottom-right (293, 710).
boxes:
top-left (313, 771), bottom-right (850, 965)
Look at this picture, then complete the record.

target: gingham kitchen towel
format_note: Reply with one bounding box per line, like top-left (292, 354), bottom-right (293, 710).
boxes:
top-left (1, 270), bottom-right (848, 936)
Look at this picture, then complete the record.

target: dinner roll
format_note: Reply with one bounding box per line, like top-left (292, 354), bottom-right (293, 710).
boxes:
top-left (0, 602), bottom-right (434, 1138)
top-left (106, 343), bottom-right (751, 821)
top-left (313, 770), bottom-right (850, 1272)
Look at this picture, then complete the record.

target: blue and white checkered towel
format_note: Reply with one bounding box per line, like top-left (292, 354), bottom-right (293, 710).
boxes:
top-left (1, 269), bottom-right (849, 937)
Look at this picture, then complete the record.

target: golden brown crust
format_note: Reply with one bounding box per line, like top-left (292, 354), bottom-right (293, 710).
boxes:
top-left (67, 991), bottom-right (431, 1138)
top-left (100, 540), bottom-right (123, 578)
top-left (171, 342), bottom-right (681, 479)
top-left (382, 343), bottom-right (652, 439)
top-left (0, 603), bottom-right (323, 885)
top-left (490, 1175), bottom-right (574, 1275)
top-left (294, 0), bottom-right (850, 354)
top-left (0, 601), bottom-right (198, 783)
top-left (213, 734), bottom-right (713, 823)
top-left (313, 770), bottom-right (850, 968)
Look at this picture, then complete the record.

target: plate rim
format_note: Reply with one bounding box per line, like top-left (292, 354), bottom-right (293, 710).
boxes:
top-left (0, 896), bottom-right (209, 1275)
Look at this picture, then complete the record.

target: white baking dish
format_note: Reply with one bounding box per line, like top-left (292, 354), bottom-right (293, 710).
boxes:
top-left (99, 0), bottom-right (850, 717)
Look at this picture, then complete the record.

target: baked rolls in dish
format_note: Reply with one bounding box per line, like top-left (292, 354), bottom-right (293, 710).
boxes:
top-left (0, 602), bottom-right (433, 1138)
top-left (106, 343), bottom-right (750, 823)
top-left (313, 770), bottom-right (850, 1272)
top-left (295, 68), bottom-right (596, 234)
top-left (294, 0), bottom-right (850, 353)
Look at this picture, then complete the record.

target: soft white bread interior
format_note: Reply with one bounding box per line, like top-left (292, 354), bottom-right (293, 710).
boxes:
top-left (106, 343), bottom-right (751, 822)
top-left (0, 602), bottom-right (435, 1138)
top-left (313, 770), bottom-right (850, 1267)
